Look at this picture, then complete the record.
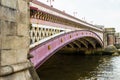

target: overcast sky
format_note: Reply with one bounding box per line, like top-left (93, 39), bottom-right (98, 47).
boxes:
top-left (38, 0), bottom-right (120, 32)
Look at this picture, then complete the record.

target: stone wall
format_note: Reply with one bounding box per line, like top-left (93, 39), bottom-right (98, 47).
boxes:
top-left (0, 0), bottom-right (39, 80)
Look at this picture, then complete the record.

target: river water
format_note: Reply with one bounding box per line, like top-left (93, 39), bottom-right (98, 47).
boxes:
top-left (37, 53), bottom-right (120, 80)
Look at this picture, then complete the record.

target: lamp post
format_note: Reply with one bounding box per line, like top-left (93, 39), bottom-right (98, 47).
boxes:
top-left (47, 0), bottom-right (54, 7)
top-left (73, 12), bottom-right (77, 17)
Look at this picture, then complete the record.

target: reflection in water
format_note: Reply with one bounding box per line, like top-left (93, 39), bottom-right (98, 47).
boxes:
top-left (37, 53), bottom-right (120, 80)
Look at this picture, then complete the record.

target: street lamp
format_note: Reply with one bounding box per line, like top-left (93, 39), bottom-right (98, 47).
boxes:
top-left (47, 0), bottom-right (54, 7)
top-left (73, 12), bottom-right (77, 17)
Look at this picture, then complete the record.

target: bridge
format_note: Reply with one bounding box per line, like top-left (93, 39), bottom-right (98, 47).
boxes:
top-left (0, 0), bottom-right (119, 80)
top-left (29, 0), bottom-right (104, 69)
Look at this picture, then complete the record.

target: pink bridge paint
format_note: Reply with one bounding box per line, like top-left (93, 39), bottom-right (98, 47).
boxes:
top-left (30, 30), bottom-right (103, 69)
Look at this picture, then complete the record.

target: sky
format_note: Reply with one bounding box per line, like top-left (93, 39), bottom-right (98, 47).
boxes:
top-left (38, 0), bottom-right (120, 32)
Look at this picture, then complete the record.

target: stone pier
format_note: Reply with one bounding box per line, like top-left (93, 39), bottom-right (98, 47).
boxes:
top-left (104, 28), bottom-right (115, 47)
top-left (115, 33), bottom-right (120, 44)
top-left (0, 0), bottom-right (39, 80)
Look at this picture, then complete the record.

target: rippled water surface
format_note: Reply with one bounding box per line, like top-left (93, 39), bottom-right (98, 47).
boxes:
top-left (37, 53), bottom-right (120, 80)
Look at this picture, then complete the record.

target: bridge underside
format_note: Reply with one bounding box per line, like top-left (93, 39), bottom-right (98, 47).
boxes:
top-left (58, 37), bottom-right (102, 55)
top-left (65, 37), bottom-right (102, 49)
top-left (30, 30), bottom-right (103, 69)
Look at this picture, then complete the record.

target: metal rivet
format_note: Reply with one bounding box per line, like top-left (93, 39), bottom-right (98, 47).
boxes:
top-left (48, 45), bottom-right (51, 50)
top-left (61, 38), bottom-right (63, 42)
top-left (70, 35), bottom-right (72, 38)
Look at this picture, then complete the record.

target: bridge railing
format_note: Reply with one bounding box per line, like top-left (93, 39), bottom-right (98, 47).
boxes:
top-left (30, 1), bottom-right (103, 32)
top-left (30, 23), bottom-right (71, 48)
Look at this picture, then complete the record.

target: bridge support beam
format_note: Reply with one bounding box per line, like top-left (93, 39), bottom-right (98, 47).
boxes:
top-left (0, 0), bottom-right (39, 80)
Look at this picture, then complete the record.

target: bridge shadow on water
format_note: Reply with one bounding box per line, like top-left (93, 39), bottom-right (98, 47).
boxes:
top-left (36, 51), bottom-right (118, 80)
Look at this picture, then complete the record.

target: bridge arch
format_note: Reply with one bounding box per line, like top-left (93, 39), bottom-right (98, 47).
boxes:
top-left (66, 36), bottom-right (101, 49)
top-left (30, 30), bottom-right (103, 69)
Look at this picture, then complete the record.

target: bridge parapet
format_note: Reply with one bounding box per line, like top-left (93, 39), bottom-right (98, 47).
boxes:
top-left (30, 23), bottom-right (71, 48)
top-left (30, 0), bottom-right (103, 32)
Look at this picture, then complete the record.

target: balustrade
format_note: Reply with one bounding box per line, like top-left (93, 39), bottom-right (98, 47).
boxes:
top-left (30, 24), bottom-right (64, 44)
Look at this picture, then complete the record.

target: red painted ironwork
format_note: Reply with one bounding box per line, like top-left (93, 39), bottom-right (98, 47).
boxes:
top-left (30, 6), bottom-right (38, 10)
top-left (30, 18), bottom-right (78, 30)
top-left (30, 30), bottom-right (103, 69)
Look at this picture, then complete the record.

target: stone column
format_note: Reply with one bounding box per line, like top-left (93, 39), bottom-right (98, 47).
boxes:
top-left (0, 0), bottom-right (39, 80)
top-left (104, 28), bottom-right (115, 46)
top-left (115, 33), bottom-right (120, 44)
